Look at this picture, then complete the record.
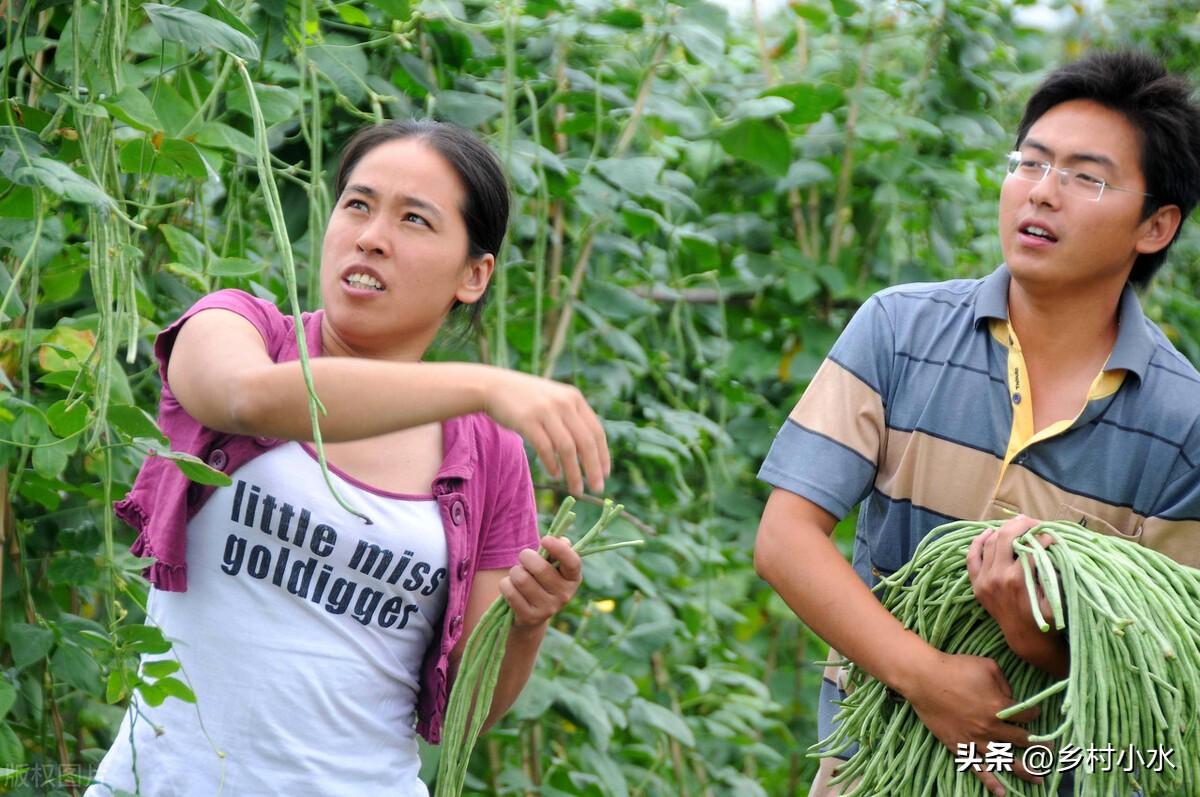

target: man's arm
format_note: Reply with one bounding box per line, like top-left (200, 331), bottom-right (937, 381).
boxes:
top-left (754, 488), bottom-right (1043, 796)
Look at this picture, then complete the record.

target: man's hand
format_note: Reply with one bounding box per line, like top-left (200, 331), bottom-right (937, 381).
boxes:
top-left (967, 516), bottom-right (1068, 677)
top-left (902, 651), bottom-right (1044, 796)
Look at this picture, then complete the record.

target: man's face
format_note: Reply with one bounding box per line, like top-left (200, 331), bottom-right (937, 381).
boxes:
top-left (999, 99), bottom-right (1155, 293)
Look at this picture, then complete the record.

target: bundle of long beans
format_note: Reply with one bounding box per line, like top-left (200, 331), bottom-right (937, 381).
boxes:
top-left (814, 519), bottom-right (1200, 796)
top-left (434, 497), bottom-right (639, 797)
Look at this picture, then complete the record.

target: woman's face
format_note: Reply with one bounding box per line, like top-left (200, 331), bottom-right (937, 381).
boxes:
top-left (319, 137), bottom-right (493, 358)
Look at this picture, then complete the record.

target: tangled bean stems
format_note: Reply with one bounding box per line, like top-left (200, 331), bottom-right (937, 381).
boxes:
top-left (434, 497), bottom-right (640, 797)
top-left (814, 519), bottom-right (1200, 797)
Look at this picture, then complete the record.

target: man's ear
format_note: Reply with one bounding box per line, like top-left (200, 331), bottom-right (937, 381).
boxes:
top-left (455, 253), bottom-right (495, 304)
top-left (1135, 204), bottom-right (1182, 255)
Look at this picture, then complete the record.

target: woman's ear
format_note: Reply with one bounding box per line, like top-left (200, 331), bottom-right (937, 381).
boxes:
top-left (1135, 203), bottom-right (1182, 255)
top-left (455, 253), bottom-right (495, 305)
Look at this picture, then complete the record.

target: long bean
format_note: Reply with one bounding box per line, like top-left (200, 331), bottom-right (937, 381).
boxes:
top-left (813, 519), bottom-right (1200, 796)
top-left (433, 497), bottom-right (642, 797)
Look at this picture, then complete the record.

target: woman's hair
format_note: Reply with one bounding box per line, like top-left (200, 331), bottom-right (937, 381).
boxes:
top-left (332, 120), bottom-right (510, 331)
top-left (1015, 51), bottom-right (1200, 288)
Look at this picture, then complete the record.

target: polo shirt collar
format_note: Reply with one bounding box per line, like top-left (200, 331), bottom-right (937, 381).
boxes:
top-left (973, 264), bottom-right (1011, 326)
top-left (972, 263), bottom-right (1154, 383)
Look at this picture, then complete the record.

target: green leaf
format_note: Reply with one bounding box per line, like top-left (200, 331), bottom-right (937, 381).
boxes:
top-left (729, 96), bottom-right (794, 122)
top-left (118, 138), bottom-right (208, 179)
top-left (115, 623), bottom-right (172, 655)
top-left (764, 82), bottom-right (844, 126)
top-left (435, 90), bottom-right (504, 128)
top-left (629, 697), bottom-right (695, 747)
top-left (596, 157), bottom-right (664, 197)
top-left (150, 448), bottom-right (233, 486)
top-left (669, 20), bottom-right (723, 65)
top-left (137, 679), bottom-right (167, 707)
top-left (786, 270), bottom-right (820, 304)
top-left (792, 5), bottom-right (827, 23)
top-left (717, 120), bottom-right (790, 177)
top-left (106, 668), bottom-right (130, 704)
top-left (7, 623), bottom-right (54, 670)
top-left (142, 659), bottom-right (181, 679)
top-left (151, 675), bottom-right (196, 703)
top-left (778, 160), bottom-right (833, 191)
top-left (100, 87), bottom-right (163, 133)
top-left (32, 439), bottom-right (71, 479)
top-left (108, 404), bottom-right (169, 446)
top-left (227, 83), bottom-right (299, 125)
top-left (0, 681), bottom-right (16, 719)
top-left (160, 224), bottom-right (208, 270)
top-left (308, 43), bottom-right (370, 105)
top-left (599, 8), bottom-right (642, 28)
top-left (0, 723), bottom-right (22, 766)
top-left (143, 3), bottom-right (261, 61)
top-left (192, 121), bottom-right (256, 158)
top-left (206, 0), bottom-right (258, 40)
top-left (549, 680), bottom-right (613, 750)
top-left (367, 0), bottom-right (409, 16)
top-left (336, 3), bottom-right (372, 26)
top-left (621, 203), bottom-right (668, 238)
top-left (669, 3), bottom-right (727, 64)
top-left (392, 53), bottom-right (436, 98)
top-left (674, 229), bottom-right (720, 270)
top-left (45, 399), bottom-right (89, 438)
top-left (51, 644), bottom-right (102, 696)
top-left (856, 119), bottom-right (900, 143)
top-left (12, 157), bottom-right (117, 211)
top-left (152, 80), bottom-right (200, 137)
top-left (209, 257), bottom-right (260, 277)
top-left (831, 0), bottom-right (859, 17)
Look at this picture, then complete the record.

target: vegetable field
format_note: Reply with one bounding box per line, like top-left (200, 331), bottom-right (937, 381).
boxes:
top-left (1, 0), bottom-right (1197, 795)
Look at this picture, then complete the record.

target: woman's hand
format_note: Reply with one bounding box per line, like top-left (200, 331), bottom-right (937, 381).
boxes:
top-left (497, 535), bottom-right (582, 628)
top-left (481, 370), bottom-right (610, 496)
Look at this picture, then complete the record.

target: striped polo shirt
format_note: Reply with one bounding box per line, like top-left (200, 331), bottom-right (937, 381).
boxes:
top-left (758, 263), bottom-right (1200, 757)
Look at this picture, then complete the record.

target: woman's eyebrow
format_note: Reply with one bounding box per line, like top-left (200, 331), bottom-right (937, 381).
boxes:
top-left (345, 183), bottom-right (444, 221)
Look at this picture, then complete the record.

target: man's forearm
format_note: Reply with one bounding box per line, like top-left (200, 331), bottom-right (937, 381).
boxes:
top-left (754, 490), bottom-right (937, 694)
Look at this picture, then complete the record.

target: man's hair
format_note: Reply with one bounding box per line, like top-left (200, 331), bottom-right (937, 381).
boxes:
top-left (1015, 51), bottom-right (1200, 288)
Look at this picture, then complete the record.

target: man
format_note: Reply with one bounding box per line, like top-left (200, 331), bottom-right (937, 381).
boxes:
top-left (754, 51), bottom-right (1200, 797)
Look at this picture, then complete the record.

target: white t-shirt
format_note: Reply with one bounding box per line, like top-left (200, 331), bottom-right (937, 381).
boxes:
top-left (88, 443), bottom-right (449, 796)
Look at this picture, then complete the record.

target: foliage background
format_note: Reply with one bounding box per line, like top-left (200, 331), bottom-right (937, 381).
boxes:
top-left (1, 0), bottom-right (1198, 794)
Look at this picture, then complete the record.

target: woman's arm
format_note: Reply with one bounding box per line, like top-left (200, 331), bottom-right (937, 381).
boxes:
top-left (448, 536), bottom-right (581, 732)
top-left (167, 308), bottom-right (608, 494)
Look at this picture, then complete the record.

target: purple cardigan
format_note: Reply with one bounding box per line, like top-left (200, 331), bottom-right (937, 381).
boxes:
top-left (115, 289), bottom-right (539, 743)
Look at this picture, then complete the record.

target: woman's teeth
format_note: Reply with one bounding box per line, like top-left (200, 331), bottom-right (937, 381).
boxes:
top-left (345, 273), bottom-right (383, 290)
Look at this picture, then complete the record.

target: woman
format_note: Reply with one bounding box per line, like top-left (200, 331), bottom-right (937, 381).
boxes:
top-left (87, 120), bottom-right (609, 796)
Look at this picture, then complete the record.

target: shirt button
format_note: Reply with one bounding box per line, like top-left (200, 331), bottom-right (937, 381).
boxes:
top-left (1012, 393), bottom-right (1022, 404)
top-left (254, 435), bottom-right (276, 447)
top-left (207, 448), bottom-right (228, 470)
top-left (450, 500), bottom-right (466, 526)
top-left (457, 558), bottom-right (471, 579)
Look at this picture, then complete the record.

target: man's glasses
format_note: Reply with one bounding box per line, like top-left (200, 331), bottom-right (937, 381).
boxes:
top-left (1004, 151), bottom-right (1153, 202)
